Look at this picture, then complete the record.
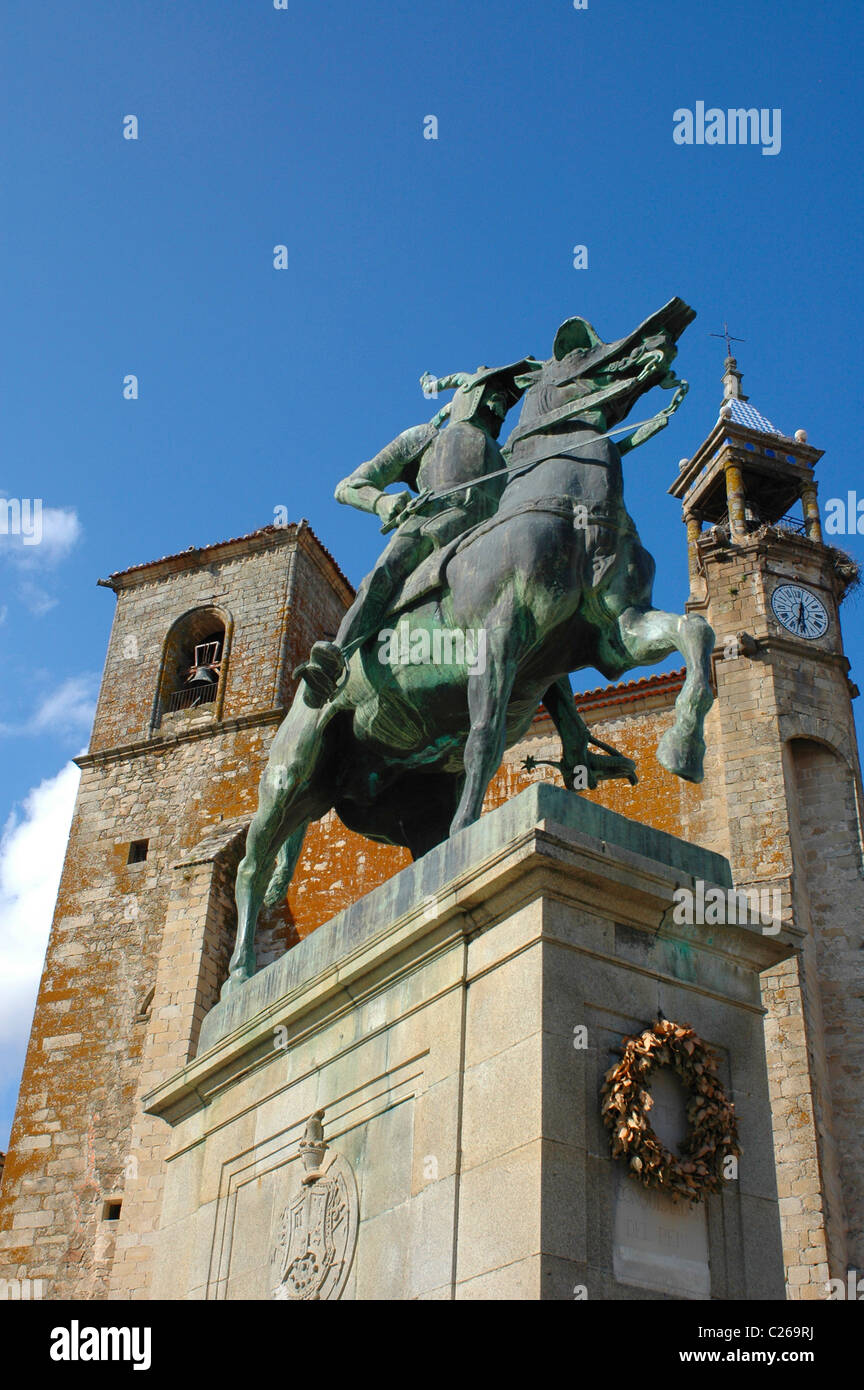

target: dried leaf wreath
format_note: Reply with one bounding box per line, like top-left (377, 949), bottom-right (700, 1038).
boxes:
top-left (600, 1017), bottom-right (741, 1203)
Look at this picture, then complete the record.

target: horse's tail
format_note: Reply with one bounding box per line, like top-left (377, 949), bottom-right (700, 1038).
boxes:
top-left (263, 825), bottom-right (307, 908)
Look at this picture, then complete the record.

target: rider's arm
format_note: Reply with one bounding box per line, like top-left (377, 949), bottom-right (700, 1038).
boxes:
top-left (420, 370), bottom-right (471, 394)
top-left (334, 420), bottom-right (440, 517)
top-left (335, 454), bottom-right (406, 516)
top-left (432, 372), bottom-right (470, 392)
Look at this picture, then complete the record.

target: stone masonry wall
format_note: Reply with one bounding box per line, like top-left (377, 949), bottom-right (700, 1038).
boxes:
top-left (0, 525), bottom-right (352, 1298)
top-left (107, 825), bottom-right (244, 1299)
top-left (790, 740), bottom-right (864, 1272)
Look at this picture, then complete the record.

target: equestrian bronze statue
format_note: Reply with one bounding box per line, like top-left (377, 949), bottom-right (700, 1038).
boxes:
top-left (223, 297), bottom-right (714, 993)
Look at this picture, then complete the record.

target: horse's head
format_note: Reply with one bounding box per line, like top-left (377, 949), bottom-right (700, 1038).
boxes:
top-left (551, 297), bottom-right (695, 373)
top-left (537, 298), bottom-right (695, 427)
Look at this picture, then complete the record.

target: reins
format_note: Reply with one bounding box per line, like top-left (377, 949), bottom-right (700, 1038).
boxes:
top-left (379, 413), bottom-right (663, 533)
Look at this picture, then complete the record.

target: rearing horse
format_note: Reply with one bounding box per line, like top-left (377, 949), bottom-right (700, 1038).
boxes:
top-left (223, 298), bottom-right (714, 993)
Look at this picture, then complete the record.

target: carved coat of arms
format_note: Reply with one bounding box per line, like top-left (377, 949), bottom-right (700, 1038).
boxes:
top-left (271, 1110), bottom-right (359, 1301)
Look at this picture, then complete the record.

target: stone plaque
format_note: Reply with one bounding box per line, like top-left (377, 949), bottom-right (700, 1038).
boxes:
top-left (612, 1067), bottom-right (710, 1299)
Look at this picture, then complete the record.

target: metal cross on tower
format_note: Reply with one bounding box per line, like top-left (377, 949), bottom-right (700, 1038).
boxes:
top-left (710, 321), bottom-right (746, 358)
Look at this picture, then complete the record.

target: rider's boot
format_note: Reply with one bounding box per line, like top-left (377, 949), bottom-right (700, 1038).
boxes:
top-left (293, 641), bottom-right (347, 708)
top-left (294, 563), bottom-right (400, 707)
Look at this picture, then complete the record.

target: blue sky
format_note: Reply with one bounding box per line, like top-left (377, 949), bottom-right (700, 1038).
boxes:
top-left (1, 0), bottom-right (863, 1145)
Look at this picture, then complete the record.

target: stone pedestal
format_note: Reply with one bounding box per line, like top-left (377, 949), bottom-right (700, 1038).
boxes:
top-left (143, 785), bottom-right (794, 1300)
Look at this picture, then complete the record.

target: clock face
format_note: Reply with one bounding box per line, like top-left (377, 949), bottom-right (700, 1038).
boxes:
top-left (770, 584), bottom-right (829, 640)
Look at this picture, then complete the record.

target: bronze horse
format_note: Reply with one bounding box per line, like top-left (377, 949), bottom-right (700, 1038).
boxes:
top-left (223, 299), bottom-right (714, 992)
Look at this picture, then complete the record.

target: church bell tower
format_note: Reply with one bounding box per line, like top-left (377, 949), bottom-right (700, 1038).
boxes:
top-left (670, 355), bottom-right (864, 1293)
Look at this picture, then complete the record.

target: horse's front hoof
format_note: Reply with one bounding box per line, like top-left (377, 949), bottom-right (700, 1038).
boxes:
top-left (221, 963), bottom-right (253, 999)
top-left (449, 811), bottom-right (479, 838)
top-left (656, 728), bottom-right (705, 783)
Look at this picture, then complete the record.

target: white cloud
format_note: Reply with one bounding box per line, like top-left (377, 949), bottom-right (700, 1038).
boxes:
top-left (0, 505), bottom-right (82, 619)
top-left (14, 580), bottom-right (58, 617)
top-left (0, 674), bottom-right (98, 739)
top-left (0, 762), bottom-right (79, 1064)
top-left (37, 507), bottom-right (82, 563)
top-left (0, 504), bottom-right (82, 568)
top-left (29, 675), bottom-right (99, 737)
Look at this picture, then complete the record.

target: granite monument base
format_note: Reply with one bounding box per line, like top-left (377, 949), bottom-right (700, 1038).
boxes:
top-left (144, 784), bottom-right (793, 1300)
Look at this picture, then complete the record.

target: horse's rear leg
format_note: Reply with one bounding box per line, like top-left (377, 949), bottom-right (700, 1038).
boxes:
top-left (542, 678), bottom-right (638, 789)
top-left (617, 606), bottom-right (715, 782)
top-left (541, 678), bottom-right (590, 787)
top-left (225, 787), bottom-right (312, 997)
top-left (225, 704), bottom-right (332, 995)
top-left (450, 631), bottom-right (517, 836)
top-left (264, 823), bottom-right (308, 908)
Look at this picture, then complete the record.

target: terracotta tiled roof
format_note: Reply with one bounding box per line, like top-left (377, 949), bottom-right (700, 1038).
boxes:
top-left (101, 520), bottom-right (354, 593)
top-left (531, 668), bottom-right (686, 724)
top-left (576, 669), bottom-right (686, 709)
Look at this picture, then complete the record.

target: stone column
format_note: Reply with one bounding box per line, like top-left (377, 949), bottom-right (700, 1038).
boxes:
top-left (800, 481), bottom-right (823, 543)
top-left (684, 510), bottom-right (702, 579)
top-left (725, 462), bottom-right (748, 540)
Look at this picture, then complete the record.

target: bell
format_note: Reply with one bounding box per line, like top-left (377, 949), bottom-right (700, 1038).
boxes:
top-left (186, 664), bottom-right (218, 687)
top-left (185, 639), bottom-right (221, 688)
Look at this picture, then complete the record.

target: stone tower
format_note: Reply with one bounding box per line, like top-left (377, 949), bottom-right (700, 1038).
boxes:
top-left (670, 360), bottom-right (864, 1293)
top-left (0, 521), bottom-right (352, 1298)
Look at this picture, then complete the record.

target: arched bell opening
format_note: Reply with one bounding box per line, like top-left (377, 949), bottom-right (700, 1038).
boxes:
top-left (152, 606), bottom-right (233, 730)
